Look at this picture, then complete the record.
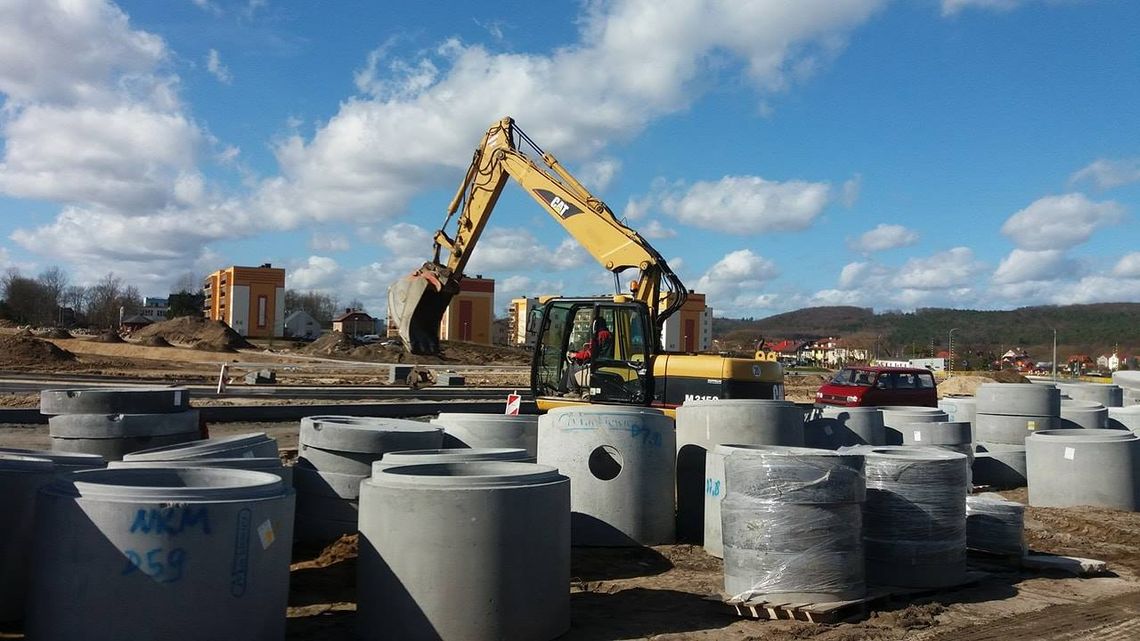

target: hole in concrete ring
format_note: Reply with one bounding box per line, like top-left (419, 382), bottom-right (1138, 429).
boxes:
top-left (588, 445), bottom-right (623, 481)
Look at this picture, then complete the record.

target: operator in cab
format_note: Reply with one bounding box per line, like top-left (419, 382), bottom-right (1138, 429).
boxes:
top-left (565, 317), bottom-right (612, 395)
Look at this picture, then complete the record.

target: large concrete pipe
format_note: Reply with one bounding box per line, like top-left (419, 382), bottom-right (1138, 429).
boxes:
top-left (372, 447), bottom-right (531, 474)
top-left (110, 457), bottom-right (292, 485)
top-left (878, 407), bottom-right (948, 446)
top-left (973, 442), bottom-right (1028, 489)
top-left (0, 455), bottom-right (57, 623)
top-left (0, 447), bottom-right (105, 474)
top-left (26, 468), bottom-right (294, 641)
top-left (975, 413), bottom-right (1061, 444)
top-left (1059, 399), bottom-right (1109, 429)
top-left (40, 387), bottom-right (191, 415)
top-left (975, 383), bottom-right (1061, 417)
top-left (538, 406), bottom-right (676, 546)
top-left (48, 411), bottom-right (200, 439)
top-left (1026, 429), bottom-right (1140, 511)
top-left (123, 432), bottom-right (278, 461)
top-left (358, 462), bottom-right (570, 641)
top-left (966, 494), bottom-right (1025, 556)
top-left (804, 406), bottom-right (886, 449)
top-left (860, 447), bottom-right (969, 588)
top-left (1109, 406), bottom-right (1140, 433)
top-left (674, 399), bottom-right (804, 542)
top-left (703, 444), bottom-right (773, 559)
top-left (1112, 370), bottom-right (1140, 392)
top-left (721, 446), bottom-right (866, 602)
top-left (430, 413), bottom-right (540, 457)
top-left (1058, 382), bottom-right (1123, 407)
top-left (295, 416), bottom-right (444, 543)
top-left (938, 397), bottom-right (977, 440)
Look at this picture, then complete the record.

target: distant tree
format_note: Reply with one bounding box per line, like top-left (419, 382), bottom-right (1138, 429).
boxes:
top-left (347, 298), bottom-right (365, 312)
top-left (285, 289), bottom-right (339, 324)
top-left (170, 271), bottom-right (202, 294)
top-left (167, 291), bottom-right (206, 318)
top-left (87, 273), bottom-right (124, 328)
top-left (1, 268), bottom-right (56, 325)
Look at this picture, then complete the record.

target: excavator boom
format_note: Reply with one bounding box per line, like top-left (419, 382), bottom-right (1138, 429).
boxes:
top-left (390, 116), bottom-right (686, 355)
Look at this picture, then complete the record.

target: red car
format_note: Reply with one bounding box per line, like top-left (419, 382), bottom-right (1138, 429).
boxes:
top-left (815, 366), bottom-right (938, 408)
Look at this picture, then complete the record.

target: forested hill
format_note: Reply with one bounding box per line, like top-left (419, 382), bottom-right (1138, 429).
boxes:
top-left (713, 304), bottom-right (1140, 356)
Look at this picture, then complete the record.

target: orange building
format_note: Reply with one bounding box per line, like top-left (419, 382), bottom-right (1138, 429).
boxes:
top-left (203, 264), bottom-right (286, 337)
top-left (440, 276), bottom-right (494, 344)
top-left (661, 291), bottom-right (711, 352)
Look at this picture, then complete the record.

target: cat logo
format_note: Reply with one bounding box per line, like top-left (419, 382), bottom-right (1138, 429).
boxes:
top-left (534, 189), bottom-right (581, 218)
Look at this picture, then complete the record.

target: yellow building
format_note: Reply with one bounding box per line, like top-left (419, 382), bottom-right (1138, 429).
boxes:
top-left (661, 291), bottom-right (711, 353)
top-left (507, 296), bottom-right (539, 346)
top-left (440, 276), bottom-right (494, 345)
top-left (203, 264), bottom-right (286, 338)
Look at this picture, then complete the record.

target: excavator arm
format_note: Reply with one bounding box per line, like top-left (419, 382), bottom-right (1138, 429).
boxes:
top-left (389, 116), bottom-right (687, 354)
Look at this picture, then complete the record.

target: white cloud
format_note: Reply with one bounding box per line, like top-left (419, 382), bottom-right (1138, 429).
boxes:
top-left (896, 247), bottom-right (985, 289)
top-left (847, 223), bottom-right (918, 253)
top-left (206, 49), bottom-right (232, 84)
top-left (290, 255), bottom-right (341, 290)
top-left (1070, 158), bottom-right (1140, 190)
top-left (941, 0), bottom-right (1026, 16)
top-left (821, 247), bottom-right (986, 309)
top-left (694, 249), bottom-right (780, 314)
top-left (1000, 193), bottom-right (1124, 251)
top-left (1039, 275), bottom-right (1140, 305)
top-left (1113, 253), bottom-right (1140, 278)
top-left (465, 229), bottom-right (587, 274)
top-left (841, 174), bottom-right (862, 207)
top-left (992, 249), bottom-right (1075, 284)
top-left (642, 219), bottom-right (676, 239)
top-left (660, 176), bottom-right (832, 233)
top-left (576, 158), bottom-right (621, 191)
top-left (310, 233), bottom-right (350, 252)
top-left (5, 0), bottom-right (885, 288)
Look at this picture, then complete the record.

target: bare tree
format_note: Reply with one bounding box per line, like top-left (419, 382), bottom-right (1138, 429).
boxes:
top-left (87, 273), bottom-right (124, 329)
top-left (170, 271), bottom-right (202, 294)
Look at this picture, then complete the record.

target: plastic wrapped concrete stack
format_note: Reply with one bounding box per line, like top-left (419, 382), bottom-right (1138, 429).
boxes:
top-left (859, 446), bottom-right (969, 588)
top-left (358, 460), bottom-right (570, 641)
top-left (721, 446), bottom-right (866, 602)
top-left (1059, 399), bottom-right (1109, 429)
top-left (25, 467), bottom-right (294, 641)
top-left (972, 383), bottom-right (1061, 488)
top-left (803, 406), bottom-right (886, 449)
top-left (40, 387), bottom-right (199, 461)
top-left (429, 412), bottom-right (540, 457)
top-left (538, 406), bottom-right (676, 546)
top-left (294, 416), bottom-right (444, 543)
top-left (704, 444), bottom-right (773, 558)
top-left (1114, 371), bottom-right (1140, 406)
top-left (878, 406), bottom-right (948, 446)
top-left (1058, 382), bottom-right (1123, 407)
top-left (1026, 428), bottom-right (1140, 511)
top-left (110, 432), bottom-right (290, 484)
top-left (966, 494), bottom-right (1025, 557)
top-left (898, 420), bottom-right (974, 486)
top-left (674, 399), bottom-right (805, 542)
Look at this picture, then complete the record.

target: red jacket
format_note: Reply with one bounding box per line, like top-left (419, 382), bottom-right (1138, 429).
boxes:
top-left (573, 329), bottom-right (611, 362)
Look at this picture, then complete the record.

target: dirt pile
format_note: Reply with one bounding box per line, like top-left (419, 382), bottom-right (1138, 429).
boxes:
top-left (37, 327), bottom-right (73, 339)
top-left (0, 334), bottom-right (77, 366)
top-left (139, 335), bottom-right (173, 347)
top-left (940, 371), bottom-right (1031, 397)
top-left (298, 334), bottom-right (531, 365)
top-left (301, 331), bottom-right (357, 356)
top-left (133, 316), bottom-right (253, 352)
top-left (92, 331), bottom-right (124, 343)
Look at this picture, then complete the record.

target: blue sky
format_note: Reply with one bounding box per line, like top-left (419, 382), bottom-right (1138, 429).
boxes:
top-left (2, 0), bottom-right (1139, 319)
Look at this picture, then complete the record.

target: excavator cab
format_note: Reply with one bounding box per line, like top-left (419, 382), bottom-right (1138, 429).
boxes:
top-left (530, 298), bottom-right (653, 405)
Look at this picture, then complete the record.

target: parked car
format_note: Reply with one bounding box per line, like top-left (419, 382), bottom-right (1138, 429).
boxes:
top-left (815, 366), bottom-right (938, 408)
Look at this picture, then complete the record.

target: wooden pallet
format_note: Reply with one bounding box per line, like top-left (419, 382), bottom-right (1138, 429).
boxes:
top-left (717, 571), bottom-right (988, 624)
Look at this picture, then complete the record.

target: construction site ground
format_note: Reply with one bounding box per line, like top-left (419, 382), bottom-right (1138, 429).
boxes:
top-left (3, 326), bottom-right (1138, 639)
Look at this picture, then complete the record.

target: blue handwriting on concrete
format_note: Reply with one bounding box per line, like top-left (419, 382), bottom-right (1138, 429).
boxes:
top-left (130, 506), bottom-right (211, 536)
top-left (121, 547), bottom-right (187, 583)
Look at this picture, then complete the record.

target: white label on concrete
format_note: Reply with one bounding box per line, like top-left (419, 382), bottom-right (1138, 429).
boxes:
top-left (913, 430), bottom-right (922, 442)
top-left (1064, 446), bottom-right (1076, 461)
top-left (173, 390), bottom-right (182, 406)
top-left (258, 519), bottom-right (276, 549)
top-left (1027, 420), bottom-right (1037, 431)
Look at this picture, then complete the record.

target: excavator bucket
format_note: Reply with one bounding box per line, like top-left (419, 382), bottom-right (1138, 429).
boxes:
top-left (387, 264), bottom-right (458, 355)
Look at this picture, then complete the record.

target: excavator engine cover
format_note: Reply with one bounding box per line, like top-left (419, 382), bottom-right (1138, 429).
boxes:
top-left (387, 264), bottom-right (458, 355)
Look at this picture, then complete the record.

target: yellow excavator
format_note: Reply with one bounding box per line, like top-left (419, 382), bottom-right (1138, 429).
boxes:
top-left (388, 116), bottom-right (783, 412)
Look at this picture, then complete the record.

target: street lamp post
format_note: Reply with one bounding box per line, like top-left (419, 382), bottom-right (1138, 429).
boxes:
top-left (948, 328), bottom-right (959, 374)
top-left (1052, 328), bottom-right (1058, 381)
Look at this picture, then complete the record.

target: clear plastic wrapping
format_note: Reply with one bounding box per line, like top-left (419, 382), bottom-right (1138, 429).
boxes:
top-left (721, 449), bottom-right (866, 601)
top-left (966, 494), bottom-right (1026, 556)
